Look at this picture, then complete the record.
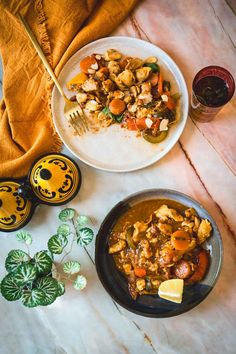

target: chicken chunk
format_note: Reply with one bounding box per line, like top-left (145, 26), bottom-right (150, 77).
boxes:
top-left (108, 60), bottom-right (121, 75)
top-left (123, 263), bottom-right (132, 275)
top-left (197, 219), bottom-right (212, 244)
top-left (136, 278), bottom-right (146, 291)
top-left (132, 221), bottom-right (148, 242)
top-left (185, 208), bottom-right (197, 218)
top-left (104, 49), bottom-right (122, 61)
top-left (108, 240), bottom-right (126, 254)
top-left (117, 70), bottom-right (135, 87)
top-left (82, 78), bottom-right (98, 92)
top-left (155, 205), bottom-right (184, 222)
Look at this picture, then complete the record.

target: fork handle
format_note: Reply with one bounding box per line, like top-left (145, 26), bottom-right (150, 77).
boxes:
top-left (18, 13), bottom-right (68, 100)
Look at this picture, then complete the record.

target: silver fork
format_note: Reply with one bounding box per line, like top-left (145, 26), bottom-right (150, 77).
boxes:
top-left (18, 13), bottom-right (88, 135)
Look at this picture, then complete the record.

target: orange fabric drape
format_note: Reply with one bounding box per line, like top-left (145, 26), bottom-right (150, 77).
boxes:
top-left (0, 0), bottom-right (138, 177)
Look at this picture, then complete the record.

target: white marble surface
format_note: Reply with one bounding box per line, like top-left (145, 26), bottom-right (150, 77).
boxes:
top-left (0, 1), bottom-right (236, 353)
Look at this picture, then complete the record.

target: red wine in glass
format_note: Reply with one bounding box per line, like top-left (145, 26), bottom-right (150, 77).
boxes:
top-left (190, 66), bottom-right (235, 122)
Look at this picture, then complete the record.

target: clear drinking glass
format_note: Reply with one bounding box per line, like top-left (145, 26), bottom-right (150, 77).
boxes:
top-left (189, 66), bottom-right (235, 122)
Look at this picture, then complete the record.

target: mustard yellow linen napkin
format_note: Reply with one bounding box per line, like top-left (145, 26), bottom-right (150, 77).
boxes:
top-left (0, 0), bottom-right (138, 177)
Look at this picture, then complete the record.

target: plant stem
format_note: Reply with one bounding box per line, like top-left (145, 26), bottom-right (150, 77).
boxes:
top-left (58, 233), bottom-right (76, 266)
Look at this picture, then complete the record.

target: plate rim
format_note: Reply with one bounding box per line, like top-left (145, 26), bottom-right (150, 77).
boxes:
top-left (52, 36), bottom-right (189, 173)
top-left (95, 188), bottom-right (223, 318)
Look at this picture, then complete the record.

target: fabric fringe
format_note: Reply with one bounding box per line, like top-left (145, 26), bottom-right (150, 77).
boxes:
top-left (34, 0), bottom-right (63, 152)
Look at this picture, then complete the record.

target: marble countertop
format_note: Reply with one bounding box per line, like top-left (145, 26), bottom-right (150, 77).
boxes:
top-left (0, 1), bottom-right (236, 353)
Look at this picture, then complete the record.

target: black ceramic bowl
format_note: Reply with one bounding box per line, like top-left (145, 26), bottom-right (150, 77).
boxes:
top-left (95, 189), bottom-right (223, 318)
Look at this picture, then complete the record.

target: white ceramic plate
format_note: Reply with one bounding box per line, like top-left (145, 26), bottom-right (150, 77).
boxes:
top-left (51, 37), bottom-right (189, 172)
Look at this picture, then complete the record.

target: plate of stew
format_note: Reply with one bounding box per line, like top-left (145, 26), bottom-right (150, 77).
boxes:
top-left (95, 189), bottom-right (223, 317)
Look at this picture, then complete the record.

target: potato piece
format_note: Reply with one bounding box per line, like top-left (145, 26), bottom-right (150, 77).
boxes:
top-left (135, 67), bottom-right (151, 82)
top-left (104, 49), bottom-right (122, 61)
top-left (108, 240), bottom-right (126, 254)
top-left (157, 222), bottom-right (173, 235)
top-left (197, 219), bottom-right (212, 244)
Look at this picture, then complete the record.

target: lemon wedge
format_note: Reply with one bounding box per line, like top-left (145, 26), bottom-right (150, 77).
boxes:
top-left (158, 279), bottom-right (184, 303)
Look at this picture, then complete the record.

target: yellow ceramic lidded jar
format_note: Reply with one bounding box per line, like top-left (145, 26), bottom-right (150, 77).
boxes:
top-left (0, 153), bottom-right (81, 232)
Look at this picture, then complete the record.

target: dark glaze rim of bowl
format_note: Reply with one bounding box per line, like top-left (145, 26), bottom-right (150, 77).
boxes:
top-left (95, 189), bottom-right (223, 318)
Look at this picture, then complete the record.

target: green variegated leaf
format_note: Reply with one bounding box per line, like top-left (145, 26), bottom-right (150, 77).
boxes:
top-left (76, 215), bottom-right (90, 227)
top-left (14, 263), bottom-right (37, 286)
top-left (1, 273), bottom-right (23, 301)
top-left (57, 281), bottom-right (65, 297)
top-left (63, 261), bottom-right (81, 274)
top-left (35, 277), bottom-right (58, 306)
top-left (58, 208), bottom-right (75, 222)
top-left (16, 231), bottom-right (32, 245)
top-left (21, 289), bottom-right (45, 308)
top-left (32, 251), bottom-right (53, 275)
top-left (48, 234), bottom-right (68, 254)
top-left (77, 227), bottom-right (94, 247)
top-left (5, 249), bottom-right (30, 272)
top-left (73, 275), bottom-right (87, 290)
top-left (57, 224), bottom-right (70, 237)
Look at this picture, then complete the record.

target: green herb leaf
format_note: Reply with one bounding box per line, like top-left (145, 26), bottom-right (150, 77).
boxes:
top-left (102, 106), bottom-right (110, 115)
top-left (16, 231), bottom-right (32, 245)
top-left (63, 261), bottom-right (81, 274)
top-left (102, 107), bottom-right (124, 123)
top-left (14, 263), bottom-right (37, 286)
top-left (32, 251), bottom-right (53, 276)
top-left (57, 224), bottom-right (70, 237)
top-left (77, 227), bottom-right (94, 247)
top-left (48, 234), bottom-right (68, 254)
top-left (172, 92), bottom-right (181, 102)
top-left (1, 273), bottom-right (23, 301)
top-left (144, 63), bottom-right (160, 73)
top-left (58, 208), bottom-right (75, 222)
top-left (21, 289), bottom-right (45, 308)
top-left (34, 277), bottom-right (59, 306)
top-left (57, 281), bottom-right (65, 297)
top-left (77, 215), bottom-right (90, 227)
top-left (73, 275), bottom-right (87, 290)
top-left (5, 249), bottom-right (30, 273)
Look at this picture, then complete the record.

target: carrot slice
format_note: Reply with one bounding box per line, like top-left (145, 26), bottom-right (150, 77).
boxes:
top-left (157, 72), bottom-right (163, 95)
top-left (126, 118), bottom-right (137, 130)
top-left (171, 230), bottom-right (190, 251)
top-left (134, 268), bottom-right (146, 277)
top-left (109, 99), bottom-right (126, 115)
top-left (80, 56), bottom-right (97, 73)
top-left (135, 117), bottom-right (148, 130)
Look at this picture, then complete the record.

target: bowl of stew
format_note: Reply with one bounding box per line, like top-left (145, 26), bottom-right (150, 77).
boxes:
top-left (95, 189), bottom-right (223, 317)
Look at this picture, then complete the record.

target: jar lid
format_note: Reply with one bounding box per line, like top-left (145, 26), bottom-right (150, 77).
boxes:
top-left (0, 153), bottom-right (81, 232)
top-left (29, 154), bottom-right (81, 205)
top-left (0, 181), bottom-right (33, 232)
